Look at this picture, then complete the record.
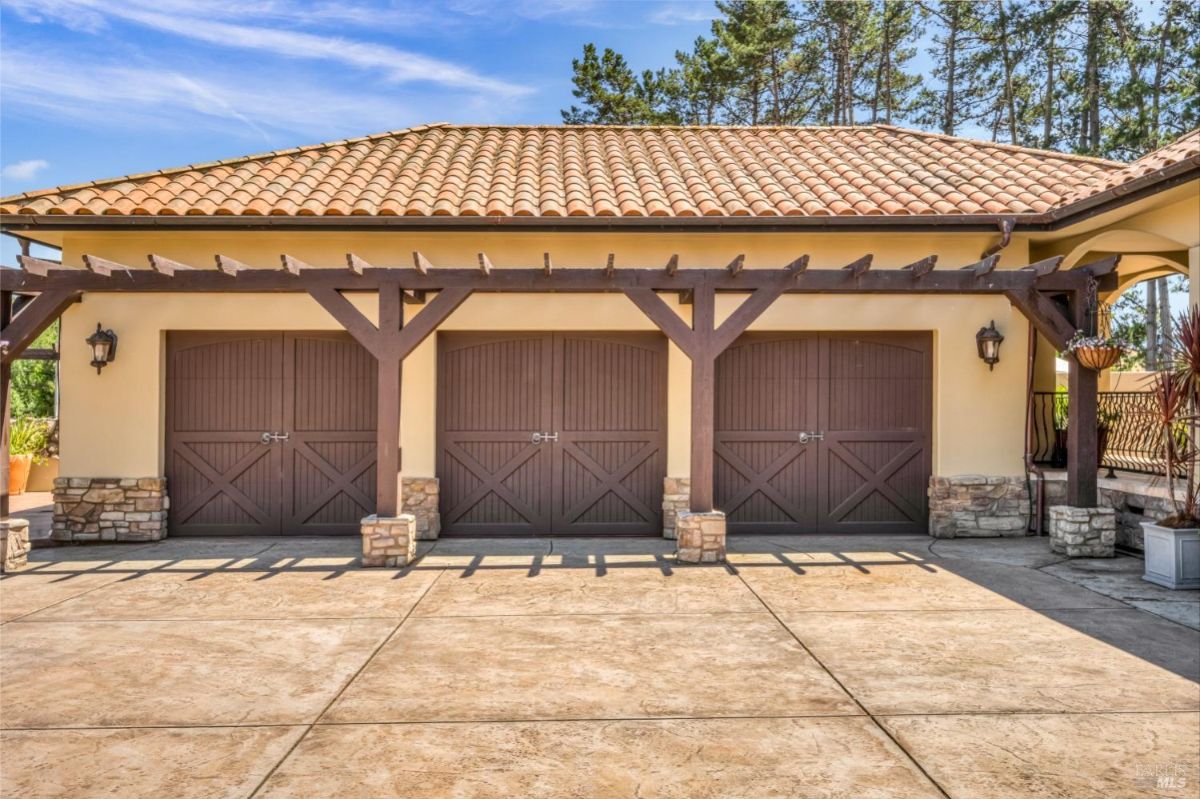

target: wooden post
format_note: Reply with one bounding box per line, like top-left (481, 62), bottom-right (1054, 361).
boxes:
top-left (308, 283), bottom-right (473, 519)
top-left (624, 268), bottom-right (804, 515)
top-left (376, 356), bottom-right (402, 516)
top-left (1067, 287), bottom-right (1098, 507)
top-left (689, 284), bottom-right (716, 512)
top-left (1, 290), bottom-right (11, 522)
top-left (376, 285), bottom-right (403, 517)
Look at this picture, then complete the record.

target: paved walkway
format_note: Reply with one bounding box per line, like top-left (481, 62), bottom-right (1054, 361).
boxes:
top-left (1, 534), bottom-right (1197, 798)
top-left (7, 491), bottom-right (52, 547)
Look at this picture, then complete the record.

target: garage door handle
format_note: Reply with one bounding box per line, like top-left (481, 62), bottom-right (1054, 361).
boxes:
top-left (531, 432), bottom-right (559, 444)
top-left (798, 431), bottom-right (824, 444)
top-left (260, 432), bottom-right (290, 443)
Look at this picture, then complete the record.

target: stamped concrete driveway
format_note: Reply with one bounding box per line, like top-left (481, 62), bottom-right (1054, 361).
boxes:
top-left (1, 534), bottom-right (1197, 798)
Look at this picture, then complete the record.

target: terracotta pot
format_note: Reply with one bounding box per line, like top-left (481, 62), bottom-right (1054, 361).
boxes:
top-left (8, 454), bottom-right (32, 496)
top-left (1073, 346), bottom-right (1122, 371)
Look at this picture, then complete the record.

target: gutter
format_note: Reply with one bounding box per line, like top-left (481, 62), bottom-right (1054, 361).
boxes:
top-left (2, 160), bottom-right (1196, 236)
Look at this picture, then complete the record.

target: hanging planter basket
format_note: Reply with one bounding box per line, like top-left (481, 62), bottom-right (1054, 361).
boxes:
top-left (1073, 345), bottom-right (1123, 371)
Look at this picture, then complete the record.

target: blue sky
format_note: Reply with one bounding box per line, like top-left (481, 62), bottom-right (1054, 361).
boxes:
top-left (0, 0), bottom-right (721, 200)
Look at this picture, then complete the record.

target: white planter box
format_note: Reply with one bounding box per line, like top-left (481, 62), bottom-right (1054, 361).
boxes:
top-left (1141, 522), bottom-right (1200, 590)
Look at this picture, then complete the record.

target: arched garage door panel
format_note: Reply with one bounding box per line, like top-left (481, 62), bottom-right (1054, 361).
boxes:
top-left (716, 333), bottom-right (931, 534)
top-left (438, 332), bottom-right (666, 535)
top-left (166, 332), bottom-right (376, 536)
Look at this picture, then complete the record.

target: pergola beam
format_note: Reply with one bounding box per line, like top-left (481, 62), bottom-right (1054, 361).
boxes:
top-left (307, 286), bottom-right (474, 516)
top-left (623, 261), bottom-right (813, 512)
top-left (3, 264), bottom-right (1113, 295)
top-left (0, 289), bottom-right (81, 365)
top-left (1004, 288), bottom-right (1075, 351)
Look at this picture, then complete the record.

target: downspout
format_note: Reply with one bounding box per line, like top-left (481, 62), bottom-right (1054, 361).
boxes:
top-left (1024, 320), bottom-right (1045, 535)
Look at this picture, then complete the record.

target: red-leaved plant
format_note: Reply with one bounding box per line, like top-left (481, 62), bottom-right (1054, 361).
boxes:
top-left (1151, 305), bottom-right (1200, 527)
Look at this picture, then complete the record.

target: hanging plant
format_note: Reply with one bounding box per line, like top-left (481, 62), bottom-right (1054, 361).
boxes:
top-left (1063, 331), bottom-right (1132, 371)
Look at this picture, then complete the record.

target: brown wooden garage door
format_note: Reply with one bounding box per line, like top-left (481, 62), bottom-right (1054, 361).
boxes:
top-left (715, 332), bottom-right (932, 534)
top-left (438, 332), bottom-right (666, 535)
top-left (166, 332), bottom-right (376, 536)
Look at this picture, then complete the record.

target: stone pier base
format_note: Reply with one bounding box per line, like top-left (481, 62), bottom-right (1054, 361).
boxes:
top-left (402, 477), bottom-right (441, 540)
top-left (53, 477), bottom-right (168, 542)
top-left (1, 518), bottom-right (31, 572)
top-left (1048, 505), bottom-right (1116, 558)
top-left (662, 477), bottom-right (691, 540)
top-left (675, 510), bottom-right (726, 564)
top-left (928, 475), bottom-right (1030, 538)
top-left (361, 514), bottom-right (417, 567)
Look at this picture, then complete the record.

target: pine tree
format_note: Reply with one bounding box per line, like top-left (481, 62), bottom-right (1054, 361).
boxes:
top-left (710, 0), bottom-right (800, 124)
top-left (671, 37), bottom-right (731, 125)
top-left (1024, 0), bottom-right (1075, 149)
top-left (800, 0), bottom-right (875, 125)
top-left (561, 44), bottom-right (680, 125)
top-left (556, 0), bottom-right (1198, 160)
top-left (916, 0), bottom-right (987, 136)
top-left (867, 0), bottom-right (924, 124)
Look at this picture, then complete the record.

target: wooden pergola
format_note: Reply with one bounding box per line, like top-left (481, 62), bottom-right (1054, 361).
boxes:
top-left (0, 251), bottom-right (1119, 526)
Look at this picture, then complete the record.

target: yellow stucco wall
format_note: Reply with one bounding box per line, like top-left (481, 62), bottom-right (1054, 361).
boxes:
top-left (58, 230), bottom-right (1031, 480)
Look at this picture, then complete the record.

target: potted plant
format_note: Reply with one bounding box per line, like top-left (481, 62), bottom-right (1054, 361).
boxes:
top-left (1098, 406), bottom-right (1120, 477)
top-left (8, 417), bottom-right (50, 495)
top-left (1051, 387), bottom-right (1069, 468)
top-left (1143, 306), bottom-right (1200, 590)
top-left (1048, 391), bottom-right (1115, 472)
top-left (1064, 331), bottom-right (1132, 371)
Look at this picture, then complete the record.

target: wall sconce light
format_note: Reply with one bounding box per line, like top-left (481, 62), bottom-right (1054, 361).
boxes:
top-left (976, 320), bottom-right (1003, 370)
top-left (86, 323), bottom-right (117, 374)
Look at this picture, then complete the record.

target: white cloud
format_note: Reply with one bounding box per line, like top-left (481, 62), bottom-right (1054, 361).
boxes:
top-left (649, 2), bottom-right (715, 26)
top-left (1, 159), bottom-right (50, 182)
top-left (0, 44), bottom-right (522, 144)
top-left (3, 0), bottom-right (530, 97)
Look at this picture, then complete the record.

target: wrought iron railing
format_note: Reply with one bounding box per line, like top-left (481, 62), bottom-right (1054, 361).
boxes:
top-left (1031, 391), bottom-right (1176, 476)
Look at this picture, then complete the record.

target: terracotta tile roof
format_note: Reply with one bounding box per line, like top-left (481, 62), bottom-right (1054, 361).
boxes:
top-left (1, 124), bottom-right (1192, 220)
top-left (1060, 128), bottom-right (1200, 204)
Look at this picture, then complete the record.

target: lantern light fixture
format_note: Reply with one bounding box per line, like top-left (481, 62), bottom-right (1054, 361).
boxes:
top-left (86, 323), bottom-right (117, 374)
top-left (976, 320), bottom-right (1003, 370)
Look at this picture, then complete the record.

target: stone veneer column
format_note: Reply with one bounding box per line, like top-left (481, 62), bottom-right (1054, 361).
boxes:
top-left (1048, 505), bottom-right (1116, 558)
top-left (675, 510), bottom-right (726, 563)
top-left (361, 514), bottom-right (417, 567)
top-left (927, 476), bottom-right (1030, 538)
top-left (1, 518), bottom-right (31, 572)
top-left (401, 477), bottom-right (440, 540)
top-left (53, 478), bottom-right (168, 542)
top-left (662, 477), bottom-right (691, 539)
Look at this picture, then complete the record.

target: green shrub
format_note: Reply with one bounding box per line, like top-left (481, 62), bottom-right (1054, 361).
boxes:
top-left (9, 417), bottom-right (52, 463)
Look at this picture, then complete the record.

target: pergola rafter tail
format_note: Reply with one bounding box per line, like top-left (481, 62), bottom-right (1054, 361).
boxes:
top-left (2, 253), bottom-right (1117, 295)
